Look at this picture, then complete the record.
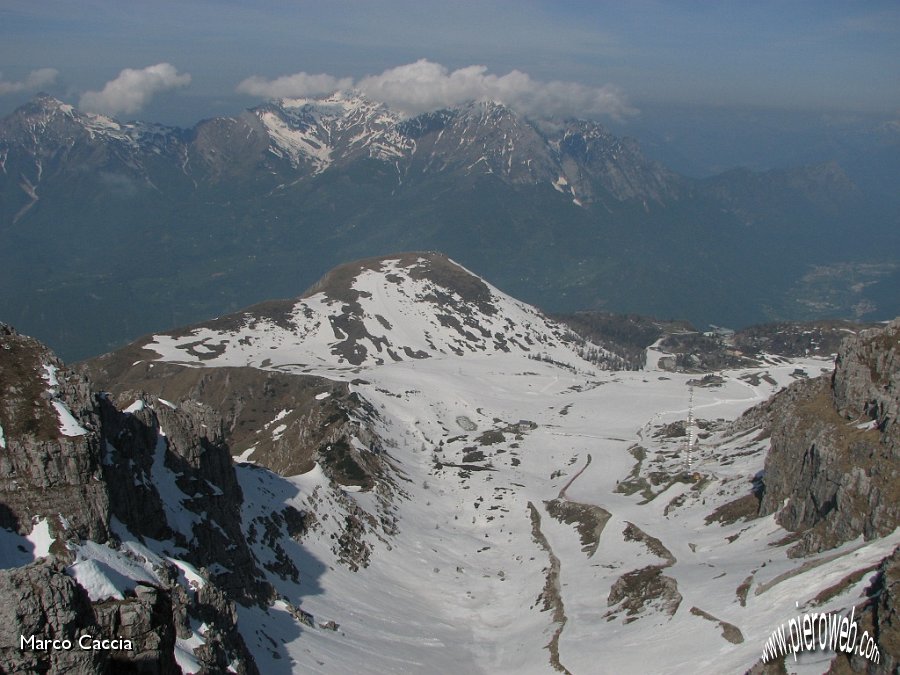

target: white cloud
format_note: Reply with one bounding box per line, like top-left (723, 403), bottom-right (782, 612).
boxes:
top-left (79, 63), bottom-right (191, 116)
top-left (236, 72), bottom-right (353, 99)
top-left (236, 59), bottom-right (635, 120)
top-left (0, 68), bottom-right (59, 95)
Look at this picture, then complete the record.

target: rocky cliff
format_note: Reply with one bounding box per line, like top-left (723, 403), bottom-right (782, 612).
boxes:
top-left (85, 356), bottom-right (386, 487)
top-left (758, 319), bottom-right (899, 556)
top-left (0, 324), bottom-right (260, 673)
top-left (0, 324), bottom-right (109, 543)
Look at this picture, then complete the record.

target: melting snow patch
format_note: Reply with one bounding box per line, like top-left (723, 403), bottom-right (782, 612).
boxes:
top-left (236, 445), bottom-right (257, 463)
top-left (158, 397), bottom-right (177, 409)
top-left (0, 422), bottom-right (5, 449)
top-left (151, 428), bottom-right (202, 539)
top-left (264, 409), bottom-right (291, 429)
top-left (315, 391), bottom-right (331, 400)
top-left (42, 364), bottom-right (59, 388)
top-left (124, 399), bottom-right (145, 413)
top-left (66, 540), bottom-right (161, 602)
top-left (52, 401), bottom-right (87, 436)
top-left (68, 559), bottom-right (132, 601)
top-left (168, 557), bottom-right (206, 591)
top-left (175, 620), bottom-right (207, 674)
top-left (26, 518), bottom-right (54, 558)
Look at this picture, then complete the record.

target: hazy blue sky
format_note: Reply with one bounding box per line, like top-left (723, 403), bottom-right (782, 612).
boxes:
top-left (1, 1), bottom-right (898, 172)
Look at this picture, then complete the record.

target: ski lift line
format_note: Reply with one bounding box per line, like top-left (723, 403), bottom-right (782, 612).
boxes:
top-left (684, 385), bottom-right (695, 473)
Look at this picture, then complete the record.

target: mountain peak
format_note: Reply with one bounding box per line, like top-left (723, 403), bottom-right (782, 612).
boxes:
top-left (10, 93), bottom-right (78, 122)
top-left (252, 91), bottom-right (410, 171)
top-left (305, 251), bottom-right (489, 306)
top-left (4, 93), bottom-right (138, 142)
top-left (133, 252), bottom-right (595, 371)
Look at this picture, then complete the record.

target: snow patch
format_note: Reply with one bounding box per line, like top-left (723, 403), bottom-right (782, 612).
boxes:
top-left (168, 557), bottom-right (206, 591)
top-left (174, 621), bottom-right (207, 674)
top-left (66, 540), bottom-right (161, 602)
top-left (124, 399), bottom-right (145, 413)
top-left (26, 518), bottom-right (53, 558)
top-left (42, 364), bottom-right (59, 387)
top-left (236, 445), bottom-right (257, 463)
top-left (150, 428), bottom-right (202, 540)
top-left (259, 110), bottom-right (332, 171)
top-left (52, 401), bottom-right (87, 436)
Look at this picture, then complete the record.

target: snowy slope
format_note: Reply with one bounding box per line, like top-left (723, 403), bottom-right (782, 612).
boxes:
top-left (220, 339), bottom-right (892, 674)
top-left (257, 92), bottom-right (414, 172)
top-left (91, 254), bottom-right (895, 673)
top-left (142, 252), bottom-right (604, 371)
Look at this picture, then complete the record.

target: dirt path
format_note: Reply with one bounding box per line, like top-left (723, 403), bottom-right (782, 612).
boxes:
top-left (558, 453), bottom-right (592, 499)
top-left (527, 502), bottom-right (572, 675)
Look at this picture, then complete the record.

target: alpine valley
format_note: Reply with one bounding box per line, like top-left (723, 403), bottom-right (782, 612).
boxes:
top-left (1, 253), bottom-right (898, 674)
top-left (1, 92), bottom-right (898, 361)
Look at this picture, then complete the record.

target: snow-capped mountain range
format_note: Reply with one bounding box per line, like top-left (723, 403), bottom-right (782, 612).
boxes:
top-left (1, 91), bottom-right (673, 205)
top-left (1, 92), bottom-right (896, 364)
top-left (3, 253), bottom-right (896, 673)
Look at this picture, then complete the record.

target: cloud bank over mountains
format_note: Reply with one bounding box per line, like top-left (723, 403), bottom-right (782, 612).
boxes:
top-left (237, 59), bottom-right (636, 119)
top-left (79, 63), bottom-right (191, 116)
top-left (15, 59), bottom-right (633, 121)
top-left (0, 68), bottom-right (58, 95)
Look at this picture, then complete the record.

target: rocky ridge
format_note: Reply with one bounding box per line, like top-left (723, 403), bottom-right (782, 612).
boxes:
top-left (0, 323), bottom-right (268, 672)
top-left (757, 319), bottom-right (899, 556)
top-left (1, 316), bottom-right (401, 672)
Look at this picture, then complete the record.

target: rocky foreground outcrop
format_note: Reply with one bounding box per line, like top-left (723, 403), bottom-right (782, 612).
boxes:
top-left (0, 324), bottom-right (259, 673)
top-left (757, 319), bottom-right (899, 556)
top-left (0, 325), bottom-right (109, 543)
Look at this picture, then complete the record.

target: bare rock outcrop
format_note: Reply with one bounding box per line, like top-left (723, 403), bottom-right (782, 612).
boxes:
top-left (0, 562), bottom-right (104, 674)
top-left (1, 325), bottom-right (262, 673)
top-left (0, 324), bottom-right (109, 543)
top-left (97, 393), bottom-right (269, 605)
top-left (758, 320), bottom-right (899, 556)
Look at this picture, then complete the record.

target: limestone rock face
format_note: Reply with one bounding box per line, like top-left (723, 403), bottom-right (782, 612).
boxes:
top-left (0, 562), bottom-right (104, 674)
top-left (91, 583), bottom-right (180, 674)
top-left (758, 320), bottom-right (899, 556)
top-left (97, 394), bottom-right (269, 605)
top-left (0, 325), bottom-right (261, 673)
top-left (832, 319), bottom-right (900, 443)
top-left (0, 323), bottom-right (109, 543)
top-left (86, 352), bottom-right (387, 486)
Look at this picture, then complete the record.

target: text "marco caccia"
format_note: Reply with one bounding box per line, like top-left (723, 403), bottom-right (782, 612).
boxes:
top-left (20, 634), bottom-right (135, 652)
